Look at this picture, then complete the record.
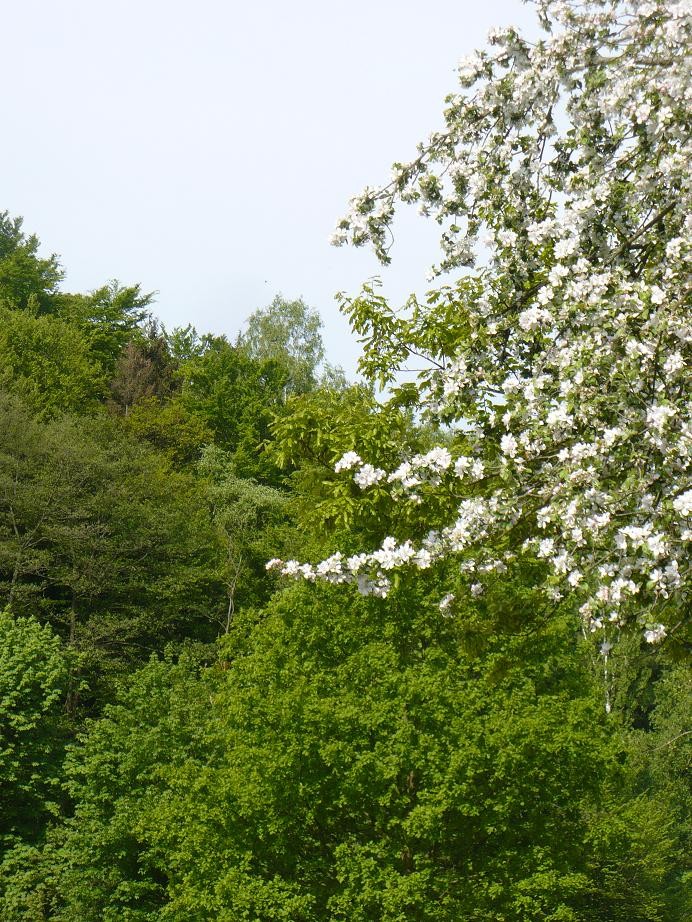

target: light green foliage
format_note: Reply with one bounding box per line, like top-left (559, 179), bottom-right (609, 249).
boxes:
top-left (0, 212), bottom-right (62, 312)
top-left (2, 650), bottom-right (217, 922)
top-left (336, 279), bottom-right (478, 392)
top-left (0, 612), bottom-right (68, 853)
top-left (0, 214), bottom-right (153, 413)
top-left (166, 324), bottom-right (208, 364)
top-left (53, 281), bottom-right (152, 378)
top-left (238, 295), bottom-right (326, 396)
top-left (269, 383), bottom-right (431, 539)
top-left (0, 306), bottom-right (104, 413)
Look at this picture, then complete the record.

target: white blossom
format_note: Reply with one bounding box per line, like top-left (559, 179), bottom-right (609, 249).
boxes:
top-left (470, 460), bottom-right (485, 480)
top-left (353, 464), bottom-right (386, 488)
top-left (439, 593), bottom-right (455, 615)
top-left (672, 490), bottom-right (692, 517)
top-left (644, 624), bottom-right (667, 644)
top-left (334, 451), bottom-right (362, 472)
top-left (537, 538), bottom-right (555, 558)
top-left (646, 404), bottom-right (677, 433)
top-left (500, 433), bottom-right (518, 457)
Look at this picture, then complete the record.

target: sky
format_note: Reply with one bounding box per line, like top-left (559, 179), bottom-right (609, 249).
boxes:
top-left (3, 0), bottom-right (538, 377)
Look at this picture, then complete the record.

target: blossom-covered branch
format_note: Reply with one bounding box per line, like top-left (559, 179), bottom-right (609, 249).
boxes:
top-left (270, 0), bottom-right (691, 643)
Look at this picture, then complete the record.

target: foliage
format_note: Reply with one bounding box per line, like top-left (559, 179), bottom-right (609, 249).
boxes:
top-left (165, 324), bottom-right (207, 364)
top-left (0, 5), bottom-right (689, 914)
top-left (0, 212), bottom-right (62, 312)
top-left (0, 393), bottom-right (223, 706)
top-left (18, 575), bottom-right (684, 920)
top-left (0, 306), bottom-right (104, 413)
top-left (110, 320), bottom-right (176, 414)
top-left (0, 214), bottom-right (152, 404)
top-left (177, 334), bottom-right (290, 481)
top-left (0, 649), bottom-right (217, 922)
top-left (0, 612), bottom-right (69, 854)
top-left (198, 445), bottom-right (290, 631)
top-left (268, 382), bottom-right (438, 543)
top-left (53, 282), bottom-right (153, 379)
top-left (238, 295), bottom-right (326, 395)
top-left (123, 396), bottom-right (212, 468)
top-left (615, 662), bottom-right (692, 918)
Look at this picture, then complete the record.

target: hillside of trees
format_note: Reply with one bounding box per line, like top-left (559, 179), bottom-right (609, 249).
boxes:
top-left (0, 208), bottom-right (687, 919)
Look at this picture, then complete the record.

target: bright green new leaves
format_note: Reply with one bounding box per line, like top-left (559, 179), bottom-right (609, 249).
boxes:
top-left (0, 612), bottom-right (68, 853)
top-left (0, 307), bottom-right (104, 414)
top-left (27, 572), bottom-right (680, 921)
top-left (20, 651), bottom-right (217, 922)
top-left (0, 212), bottom-right (62, 312)
top-left (269, 383), bottom-right (432, 540)
top-left (337, 279), bottom-right (479, 392)
top-left (238, 295), bottom-right (326, 396)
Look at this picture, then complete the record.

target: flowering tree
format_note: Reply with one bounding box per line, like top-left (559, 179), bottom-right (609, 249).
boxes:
top-left (270, 0), bottom-right (691, 644)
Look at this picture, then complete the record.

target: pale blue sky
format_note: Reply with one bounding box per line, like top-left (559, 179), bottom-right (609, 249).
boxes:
top-left (3, 0), bottom-right (537, 376)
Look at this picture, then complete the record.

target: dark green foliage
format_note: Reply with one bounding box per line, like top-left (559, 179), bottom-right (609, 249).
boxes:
top-left (124, 397), bottom-right (213, 469)
top-left (598, 663), bottom-right (692, 921)
top-left (0, 393), bottom-right (224, 705)
top-left (178, 334), bottom-right (290, 482)
top-left (110, 321), bottom-right (177, 414)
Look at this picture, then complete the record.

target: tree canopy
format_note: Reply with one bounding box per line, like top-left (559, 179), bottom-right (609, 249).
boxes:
top-left (238, 295), bottom-right (326, 395)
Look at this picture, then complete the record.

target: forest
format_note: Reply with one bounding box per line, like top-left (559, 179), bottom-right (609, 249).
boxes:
top-left (1, 1), bottom-right (690, 919)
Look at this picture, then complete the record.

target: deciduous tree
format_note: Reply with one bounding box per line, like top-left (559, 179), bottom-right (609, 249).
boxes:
top-left (271, 0), bottom-right (691, 649)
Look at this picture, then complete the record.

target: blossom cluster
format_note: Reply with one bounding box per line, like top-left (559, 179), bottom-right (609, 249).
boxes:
top-left (331, 446), bottom-right (486, 502)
